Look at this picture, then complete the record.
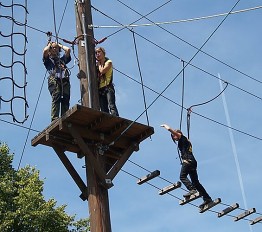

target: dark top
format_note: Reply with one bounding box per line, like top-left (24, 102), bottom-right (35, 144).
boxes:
top-left (43, 54), bottom-right (71, 78)
top-left (177, 134), bottom-right (196, 161)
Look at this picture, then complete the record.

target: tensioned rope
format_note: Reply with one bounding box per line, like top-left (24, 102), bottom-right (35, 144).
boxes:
top-left (107, 0), bottom-right (241, 147)
top-left (131, 30), bottom-right (150, 134)
top-left (93, 3), bottom-right (262, 87)
top-left (113, 66), bottom-right (262, 141)
top-left (93, 0), bottom-right (172, 39)
top-left (93, 5), bottom-right (262, 29)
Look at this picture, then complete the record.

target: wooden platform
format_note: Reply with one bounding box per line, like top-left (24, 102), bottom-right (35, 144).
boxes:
top-left (31, 104), bottom-right (154, 173)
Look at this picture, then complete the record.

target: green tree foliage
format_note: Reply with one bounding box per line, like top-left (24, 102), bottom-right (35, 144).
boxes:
top-left (0, 143), bottom-right (90, 232)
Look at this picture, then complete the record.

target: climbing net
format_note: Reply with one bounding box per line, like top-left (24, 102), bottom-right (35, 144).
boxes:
top-left (0, 1), bottom-right (28, 123)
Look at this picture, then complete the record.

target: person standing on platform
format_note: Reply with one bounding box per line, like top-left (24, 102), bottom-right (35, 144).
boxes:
top-left (95, 47), bottom-right (119, 116)
top-left (161, 124), bottom-right (212, 208)
top-left (43, 41), bottom-right (71, 121)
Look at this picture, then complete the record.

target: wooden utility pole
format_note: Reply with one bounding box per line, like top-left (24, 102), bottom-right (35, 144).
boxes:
top-left (75, 0), bottom-right (99, 109)
top-left (75, 1), bottom-right (111, 231)
top-left (32, 2), bottom-right (153, 232)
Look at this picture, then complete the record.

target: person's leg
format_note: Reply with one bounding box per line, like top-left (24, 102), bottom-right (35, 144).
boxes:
top-left (180, 163), bottom-right (195, 191)
top-left (48, 76), bottom-right (60, 121)
top-left (189, 164), bottom-right (212, 202)
top-left (99, 89), bottom-right (109, 113)
top-left (107, 86), bottom-right (119, 116)
top-left (61, 80), bottom-right (70, 116)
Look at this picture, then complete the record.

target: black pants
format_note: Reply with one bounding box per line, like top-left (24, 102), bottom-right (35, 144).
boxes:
top-left (180, 160), bottom-right (211, 201)
top-left (99, 85), bottom-right (119, 116)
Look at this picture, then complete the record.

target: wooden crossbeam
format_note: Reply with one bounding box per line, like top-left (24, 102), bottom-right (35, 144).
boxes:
top-left (107, 143), bottom-right (138, 180)
top-left (137, 170), bottom-right (160, 185)
top-left (199, 198), bottom-right (221, 213)
top-left (250, 216), bottom-right (262, 225)
top-left (66, 123), bottom-right (107, 184)
top-left (234, 208), bottom-right (256, 222)
top-left (218, 203), bottom-right (239, 217)
top-left (179, 192), bottom-right (201, 205)
top-left (53, 145), bottom-right (88, 200)
top-left (159, 182), bottom-right (181, 195)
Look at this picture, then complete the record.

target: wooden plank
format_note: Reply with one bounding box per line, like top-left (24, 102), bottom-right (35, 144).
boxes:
top-left (199, 198), bottom-right (221, 213)
top-left (234, 208), bottom-right (256, 222)
top-left (137, 170), bottom-right (160, 185)
top-left (159, 182), bottom-right (181, 195)
top-left (250, 216), bottom-right (262, 225)
top-left (218, 203), bottom-right (239, 217)
top-left (179, 192), bottom-right (202, 205)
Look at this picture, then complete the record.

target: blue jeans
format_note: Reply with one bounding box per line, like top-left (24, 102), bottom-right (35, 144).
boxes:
top-left (99, 85), bottom-right (119, 116)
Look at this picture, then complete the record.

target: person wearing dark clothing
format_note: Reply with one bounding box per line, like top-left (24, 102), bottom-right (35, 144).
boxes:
top-left (95, 47), bottom-right (119, 116)
top-left (161, 124), bottom-right (212, 208)
top-left (43, 42), bottom-right (71, 121)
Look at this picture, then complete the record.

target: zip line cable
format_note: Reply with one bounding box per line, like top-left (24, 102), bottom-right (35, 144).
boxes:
top-left (17, 71), bottom-right (48, 170)
top-left (92, 6), bottom-right (262, 103)
top-left (179, 60), bottom-right (185, 131)
top-left (107, 0), bottom-right (241, 146)
top-left (57, 0), bottom-right (69, 35)
top-left (93, 5), bottom-right (262, 29)
top-left (92, 0), bottom-right (172, 39)
top-left (3, 4), bottom-right (262, 103)
top-left (52, 0), bottom-right (59, 43)
top-left (93, 3), bottom-right (262, 88)
top-left (131, 30), bottom-right (151, 138)
top-left (113, 66), bottom-right (262, 141)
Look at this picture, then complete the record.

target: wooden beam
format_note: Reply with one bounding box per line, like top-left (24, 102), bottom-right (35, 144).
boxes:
top-left (218, 203), bottom-right (239, 218)
top-left (107, 143), bottom-right (138, 180)
top-left (234, 208), bottom-right (256, 222)
top-left (199, 198), bottom-right (221, 213)
top-left (159, 182), bottom-right (181, 195)
top-left (137, 170), bottom-right (160, 185)
top-left (52, 145), bottom-right (88, 200)
top-left (250, 216), bottom-right (262, 225)
top-left (66, 123), bottom-right (107, 184)
top-left (179, 192), bottom-right (201, 205)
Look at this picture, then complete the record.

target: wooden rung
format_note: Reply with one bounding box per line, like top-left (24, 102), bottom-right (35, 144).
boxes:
top-left (159, 181), bottom-right (181, 195)
top-left (179, 192), bottom-right (201, 205)
top-left (137, 170), bottom-right (160, 185)
top-left (250, 216), bottom-right (262, 225)
top-left (234, 208), bottom-right (256, 222)
top-left (218, 203), bottom-right (239, 217)
top-left (199, 198), bottom-right (221, 213)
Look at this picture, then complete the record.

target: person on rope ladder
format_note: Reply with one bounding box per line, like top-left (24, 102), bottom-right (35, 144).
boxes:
top-left (161, 124), bottom-right (212, 208)
top-left (43, 41), bottom-right (71, 121)
top-left (95, 47), bottom-right (119, 116)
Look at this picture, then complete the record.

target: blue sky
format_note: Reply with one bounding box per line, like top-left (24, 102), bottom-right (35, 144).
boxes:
top-left (1, 0), bottom-right (262, 231)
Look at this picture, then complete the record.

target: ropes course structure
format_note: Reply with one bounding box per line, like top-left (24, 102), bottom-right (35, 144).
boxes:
top-left (2, 0), bottom-right (262, 230)
top-left (0, 1), bottom-right (28, 123)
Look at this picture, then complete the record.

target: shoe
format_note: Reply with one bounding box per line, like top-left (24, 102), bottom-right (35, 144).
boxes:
top-left (199, 199), bottom-right (212, 209)
top-left (183, 189), bottom-right (197, 198)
